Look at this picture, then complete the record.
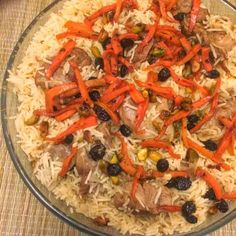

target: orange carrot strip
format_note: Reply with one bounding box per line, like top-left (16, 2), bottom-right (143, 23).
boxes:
top-left (138, 24), bottom-right (156, 52)
top-left (202, 47), bottom-right (213, 72)
top-left (223, 193), bottom-right (236, 200)
top-left (218, 116), bottom-right (233, 128)
top-left (131, 165), bottom-right (144, 200)
top-left (181, 118), bottom-right (189, 148)
top-left (177, 44), bottom-right (201, 65)
top-left (141, 139), bottom-right (181, 159)
top-left (46, 40), bottom-right (76, 79)
top-left (69, 61), bottom-right (93, 106)
top-left (180, 37), bottom-right (192, 51)
top-left (59, 147), bottom-right (78, 177)
top-left (47, 116), bottom-right (98, 142)
top-left (189, 0), bottom-right (201, 32)
top-left (129, 84), bottom-right (145, 104)
top-left (118, 57), bottom-right (134, 72)
top-left (110, 94), bottom-right (125, 111)
top-left (228, 135), bottom-right (235, 156)
top-left (118, 33), bottom-right (139, 41)
top-left (56, 31), bottom-right (98, 40)
top-left (159, 0), bottom-right (177, 23)
top-left (196, 167), bottom-right (223, 200)
top-left (134, 98), bottom-right (149, 131)
top-left (158, 205), bottom-right (181, 212)
top-left (55, 109), bottom-right (77, 122)
top-left (192, 96), bottom-right (212, 109)
top-left (95, 101), bottom-right (120, 124)
top-left (114, 0), bottom-right (123, 22)
top-left (103, 75), bottom-right (119, 84)
top-left (101, 86), bottom-right (130, 103)
top-left (85, 78), bottom-right (106, 88)
top-left (111, 36), bottom-right (123, 55)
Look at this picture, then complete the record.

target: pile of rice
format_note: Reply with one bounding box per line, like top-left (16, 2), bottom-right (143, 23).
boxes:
top-left (8, 0), bottom-right (236, 235)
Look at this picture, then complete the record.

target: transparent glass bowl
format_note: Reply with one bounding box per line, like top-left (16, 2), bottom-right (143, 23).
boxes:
top-left (1, 1), bottom-right (236, 235)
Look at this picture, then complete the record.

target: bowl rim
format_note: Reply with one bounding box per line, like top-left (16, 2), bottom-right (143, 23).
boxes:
top-left (1, 0), bottom-right (236, 236)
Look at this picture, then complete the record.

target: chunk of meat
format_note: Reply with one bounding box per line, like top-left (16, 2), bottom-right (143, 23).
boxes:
top-left (47, 144), bottom-right (71, 159)
top-left (75, 148), bottom-right (96, 196)
top-left (97, 122), bottom-right (114, 148)
top-left (207, 31), bottom-right (236, 52)
top-left (35, 47), bottom-right (92, 89)
top-left (174, 0), bottom-right (192, 14)
top-left (119, 99), bottom-right (137, 130)
top-left (132, 39), bottom-right (154, 64)
top-left (113, 182), bottom-right (172, 214)
top-left (94, 215), bottom-right (110, 226)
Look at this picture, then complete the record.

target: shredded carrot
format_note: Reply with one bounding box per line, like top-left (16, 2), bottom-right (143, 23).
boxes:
top-left (177, 44), bottom-right (201, 65)
top-left (166, 0), bottom-right (178, 10)
top-left (101, 85), bottom-right (130, 103)
top-left (69, 61), bottom-right (93, 106)
top-left (129, 84), bottom-right (145, 104)
top-left (85, 78), bottom-right (106, 88)
top-left (192, 96), bottom-right (212, 109)
top-left (146, 71), bottom-right (157, 83)
top-left (103, 74), bottom-right (119, 84)
top-left (159, 0), bottom-right (177, 23)
top-left (109, 94), bottom-right (125, 111)
top-left (95, 101), bottom-right (120, 124)
top-left (196, 167), bottom-right (223, 200)
top-left (46, 40), bottom-right (76, 79)
top-left (218, 116), bottom-right (233, 128)
top-left (202, 47), bottom-right (213, 72)
top-left (111, 36), bottom-right (123, 55)
top-left (138, 24), bottom-right (156, 52)
top-left (110, 54), bottom-right (118, 75)
top-left (141, 139), bottom-right (181, 159)
top-left (114, 0), bottom-right (123, 22)
top-left (228, 135), bottom-right (235, 156)
top-left (55, 109), bottom-right (77, 122)
top-left (134, 98), bottom-right (149, 132)
top-left (223, 193), bottom-right (236, 200)
top-left (189, 0), bottom-right (201, 32)
top-left (156, 30), bottom-right (181, 46)
top-left (181, 118), bottom-right (189, 148)
top-left (56, 31), bottom-right (98, 40)
top-left (118, 57), bottom-right (134, 72)
top-left (47, 116), bottom-right (98, 142)
top-left (103, 49), bottom-right (116, 74)
top-left (59, 147), bottom-right (78, 177)
top-left (158, 205), bottom-right (181, 212)
top-left (180, 37), bottom-right (192, 51)
top-left (131, 165), bottom-right (144, 200)
top-left (118, 33), bottom-right (139, 41)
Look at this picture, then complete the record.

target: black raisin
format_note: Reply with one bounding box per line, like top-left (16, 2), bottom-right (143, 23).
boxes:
top-left (206, 70), bottom-right (220, 79)
top-left (182, 201), bottom-right (196, 217)
top-left (107, 163), bottom-right (122, 176)
top-left (158, 68), bottom-right (171, 82)
top-left (102, 37), bottom-right (111, 49)
top-left (156, 159), bottom-right (169, 172)
top-left (174, 12), bottom-right (185, 21)
top-left (203, 140), bottom-right (218, 151)
top-left (95, 58), bottom-right (104, 70)
top-left (216, 199), bottom-right (229, 213)
top-left (89, 90), bottom-right (101, 101)
top-left (187, 122), bottom-right (196, 130)
top-left (119, 65), bottom-right (129, 78)
top-left (89, 143), bottom-right (106, 161)
top-left (88, 76), bottom-right (97, 80)
top-left (168, 177), bottom-right (192, 190)
top-left (94, 105), bottom-right (111, 121)
top-left (203, 188), bottom-right (216, 201)
top-left (185, 215), bottom-right (198, 224)
top-left (120, 39), bottom-right (134, 49)
top-left (64, 134), bottom-right (74, 144)
top-left (147, 55), bottom-right (158, 65)
top-left (119, 124), bottom-right (132, 137)
top-left (187, 114), bottom-right (199, 124)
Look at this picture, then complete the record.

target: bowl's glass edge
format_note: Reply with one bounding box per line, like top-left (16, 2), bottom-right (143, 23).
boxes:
top-left (1, 1), bottom-right (236, 236)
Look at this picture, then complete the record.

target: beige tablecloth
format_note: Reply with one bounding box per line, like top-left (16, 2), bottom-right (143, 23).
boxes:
top-left (0, 1), bottom-right (236, 235)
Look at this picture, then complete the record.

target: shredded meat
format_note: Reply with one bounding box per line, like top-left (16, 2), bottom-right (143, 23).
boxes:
top-left (47, 144), bottom-right (71, 159)
top-left (174, 0), bottom-right (192, 14)
top-left (39, 121), bottom-right (49, 138)
top-left (75, 148), bottom-right (96, 196)
top-left (113, 182), bottom-right (172, 214)
top-left (35, 47), bottom-right (91, 89)
top-left (132, 39), bottom-right (154, 64)
top-left (94, 215), bottom-right (110, 226)
top-left (119, 99), bottom-right (137, 130)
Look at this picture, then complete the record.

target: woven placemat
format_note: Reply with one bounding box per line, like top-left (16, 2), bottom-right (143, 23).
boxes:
top-left (0, 1), bottom-right (235, 236)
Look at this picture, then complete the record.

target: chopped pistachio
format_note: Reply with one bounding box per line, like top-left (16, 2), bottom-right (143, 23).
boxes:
top-left (149, 151), bottom-right (161, 162)
top-left (111, 176), bottom-right (119, 185)
top-left (137, 148), bottom-right (148, 161)
top-left (24, 114), bottom-right (39, 126)
top-left (91, 46), bottom-right (101, 58)
top-left (186, 148), bottom-right (199, 163)
top-left (132, 24), bottom-right (144, 34)
top-left (151, 48), bottom-right (165, 57)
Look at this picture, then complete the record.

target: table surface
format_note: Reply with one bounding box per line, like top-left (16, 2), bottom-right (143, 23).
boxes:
top-left (0, 1), bottom-right (236, 236)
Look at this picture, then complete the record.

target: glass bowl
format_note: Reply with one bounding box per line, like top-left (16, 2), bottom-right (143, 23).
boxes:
top-left (1, 1), bottom-right (236, 235)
